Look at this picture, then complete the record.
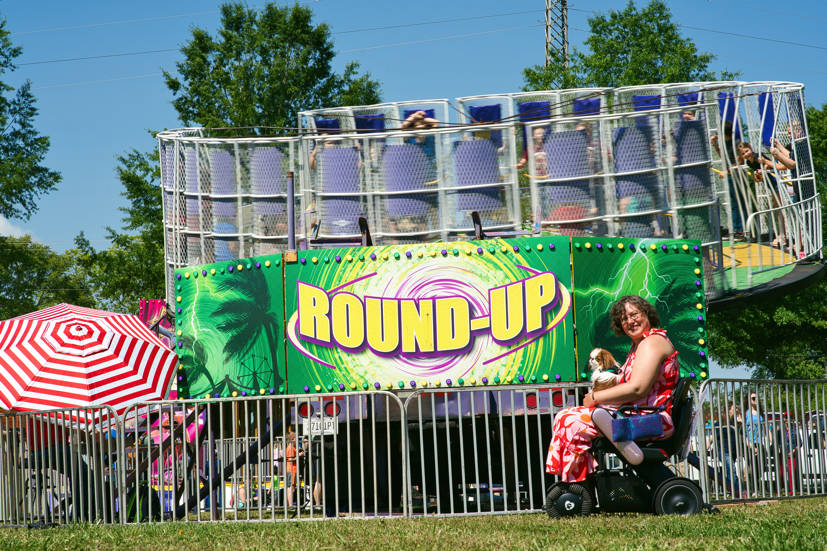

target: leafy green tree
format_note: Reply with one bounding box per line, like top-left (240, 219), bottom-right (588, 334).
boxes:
top-left (0, 236), bottom-right (96, 319)
top-left (0, 13), bottom-right (61, 220)
top-left (708, 103), bottom-right (827, 380)
top-left (163, 2), bottom-right (382, 134)
top-left (74, 147), bottom-right (165, 313)
top-left (708, 281), bottom-right (827, 379)
top-left (805, 103), bottom-right (827, 240)
top-left (522, 0), bottom-right (738, 91)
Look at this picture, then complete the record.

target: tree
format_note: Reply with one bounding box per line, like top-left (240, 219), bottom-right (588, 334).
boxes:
top-left (0, 13), bottom-right (61, 220)
top-left (163, 2), bottom-right (382, 134)
top-left (74, 147), bottom-right (165, 313)
top-left (805, 103), bottom-right (827, 241)
top-left (708, 281), bottom-right (827, 379)
top-left (522, 0), bottom-right (738, 91)
top-left (0, 236), bottom-right (96, 319)
top-left (708, 103), bottom-right (827, 380)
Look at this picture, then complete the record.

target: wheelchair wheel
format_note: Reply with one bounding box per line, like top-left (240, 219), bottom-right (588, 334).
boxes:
top-left (544, 482), bottom-right (593, 519)
top-left (653, 478), bottom-right (703, 516)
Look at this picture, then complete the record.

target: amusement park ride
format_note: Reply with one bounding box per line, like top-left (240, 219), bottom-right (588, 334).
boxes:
top-left (151, 81), bottom-right (823, 516)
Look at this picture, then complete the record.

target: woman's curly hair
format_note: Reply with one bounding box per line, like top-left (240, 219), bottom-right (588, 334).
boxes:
top-left (609, 295), bottom-right (660, 337)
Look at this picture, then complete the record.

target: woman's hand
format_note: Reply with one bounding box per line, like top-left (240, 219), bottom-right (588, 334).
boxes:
top-left (583, 392), bottom-right (595, 408)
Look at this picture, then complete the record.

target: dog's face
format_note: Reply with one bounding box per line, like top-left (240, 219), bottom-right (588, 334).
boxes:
top-left (588, 348), bottom-right (619, 373)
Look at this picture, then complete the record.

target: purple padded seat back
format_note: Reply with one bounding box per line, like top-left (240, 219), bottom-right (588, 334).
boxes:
top-left (382, 144), bottom-right (432, 217)
top-left (674, 120), bottom-right (712, 198)
top-left (613, 126), bottom-right (659, 238)
top-left (518, 101), bottom-right (551, 147)
top-left (573, 98), bottom-right (600, 116)
top-left (758, 93), bottom-right (775, 148)
top-left (319, 148), bottom-right (360, 193)
top-left (674, 120), bottom-right (709, 166)
top-left (355, 114), bottom-right (385, 132)
top-left (544, 130), bottom-right (590, 179)
top-left (469, 104), bottom-right (503, 148)
top-left (613, 126), bottom-right (655, 174)
top-left (160, 143), bottom-right (175, 188)
top-left (632, 95), bottom-right (661, 128)
top-left (632, 95), bottom-right (661, 111)
top-left (541, 130), bottom-right (591, 206)
top-left (210, 151), bottom-right (235, 195)
top-left (718, 92), bottom-right (743, 140)
top-left (315, 118), bottom-right (340, 131)
top-left (678, 92), bottom-right (699, 106)
top-left (453, 140), bottom-right (502, 212)
top-left (251, 147), bottom-right (284, 195)
top-left (251, 147), bottom-right (287, 220)
top-left (317, 147), bottom-right (363, 236)
top-left (185, 149), bottom-right (198, 193)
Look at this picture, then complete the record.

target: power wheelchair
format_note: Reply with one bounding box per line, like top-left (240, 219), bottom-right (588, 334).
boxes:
top-left (545, 377), bottom-right (718, 518)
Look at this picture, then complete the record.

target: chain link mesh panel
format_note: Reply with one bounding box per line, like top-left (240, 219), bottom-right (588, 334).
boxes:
top-left (160, 83), bottom-right (820, 303)
top-left (160, 135), bottom-right (303, 285)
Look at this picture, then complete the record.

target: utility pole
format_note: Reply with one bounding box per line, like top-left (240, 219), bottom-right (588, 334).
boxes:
top-left (545, 0), bottom-right (569, 70)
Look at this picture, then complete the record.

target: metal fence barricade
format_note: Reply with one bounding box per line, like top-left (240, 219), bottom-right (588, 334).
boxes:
top-left (0, 406), bottom-right (122, 526)
top-left (698, 379), bottom-right (827, 503)
top-left (403, 383), bottom-right (589, 516)
top-left (120, 390), bottom-right (408, 523)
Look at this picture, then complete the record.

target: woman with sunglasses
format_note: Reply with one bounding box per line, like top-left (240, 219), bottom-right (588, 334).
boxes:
top-left (546, 295), bottom-right (679, 483)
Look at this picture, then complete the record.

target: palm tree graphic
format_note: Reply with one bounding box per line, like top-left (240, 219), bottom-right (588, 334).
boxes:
top-left (213, 269), bottom-right (280, 390)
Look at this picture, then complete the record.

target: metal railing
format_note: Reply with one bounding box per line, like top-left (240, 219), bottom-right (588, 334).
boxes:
top-left (698, 379), bottom-right (827, 502)
top-left (0, 406), bottom-right (122, 526)
top-left (4, 379), bottom-right (827, 525)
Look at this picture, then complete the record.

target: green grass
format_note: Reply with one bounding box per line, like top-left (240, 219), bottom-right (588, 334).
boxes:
top-left (3, 498), bottom-right (827, 551)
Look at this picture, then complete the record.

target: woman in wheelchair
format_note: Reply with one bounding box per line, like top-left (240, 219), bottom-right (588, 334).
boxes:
top-left (547, 295), bottom-right (678, 482)
top-left (544, 295), bottom-right (706, 516)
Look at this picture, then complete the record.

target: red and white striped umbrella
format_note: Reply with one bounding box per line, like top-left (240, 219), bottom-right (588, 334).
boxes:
top-left (0, 303), bottom-right (177, 417)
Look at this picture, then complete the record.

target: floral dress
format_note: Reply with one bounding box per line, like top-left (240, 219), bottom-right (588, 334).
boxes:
top-left (545, 329), bottom-right (680, 482)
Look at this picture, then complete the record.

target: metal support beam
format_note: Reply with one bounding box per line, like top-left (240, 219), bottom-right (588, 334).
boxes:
top-left (545, 0), bottom-right (569, 71)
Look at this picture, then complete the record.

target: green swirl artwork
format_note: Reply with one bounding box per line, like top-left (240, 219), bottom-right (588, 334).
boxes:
top-left (571, 237), bottom-right (709, 380)
top-left (172, 236), bottom-right (708, 399)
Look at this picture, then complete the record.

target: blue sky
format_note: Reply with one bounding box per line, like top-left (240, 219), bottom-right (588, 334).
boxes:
top-left (3, 0), bottom-right (824, 248)
top-left (5, 0), bottom-right (816, 377)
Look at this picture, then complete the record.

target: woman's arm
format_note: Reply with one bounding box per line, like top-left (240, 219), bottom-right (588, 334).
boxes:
top-left (770, 139), bottom-right (796, 171)
top-left (584, 336), bottom-right (673, 407)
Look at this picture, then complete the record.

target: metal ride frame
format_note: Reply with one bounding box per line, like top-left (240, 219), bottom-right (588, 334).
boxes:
top-left (157, 81), bottom-right (823, 306)
top-left (5, 378), bottom-right (827, 525)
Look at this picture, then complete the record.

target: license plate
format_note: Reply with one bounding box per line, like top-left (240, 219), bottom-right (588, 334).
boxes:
top-left (303, 418), bottom-right (338, 435)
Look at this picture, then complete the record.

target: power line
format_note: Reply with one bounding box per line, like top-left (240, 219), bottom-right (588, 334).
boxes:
top-left (334, 9), bottom-right (544, 34)
top-left (705, 0), bottom-right (827, 23)
top-left (566, 7), bottom-right (827, 52)
top-left (11, 10), bottom-right (224, 35)
top-left (32, 74), bottom-right (164, 90)
top-left (27, 20), bottom-right (827, 89)
top-left (9, 1), bottom-right (323, 36)
top-left (714, 54), bottom-right (827, 76)
top-left (20, 49), bottom-right (179, 67)
top-left (18, 11), bottom-right (548, 67)
top-left (682, 25), bottom-right (827, 52)
top-left (337, 24), bottom-right (544, 53)
top-left (568, 27), bottom-right (827, 77)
